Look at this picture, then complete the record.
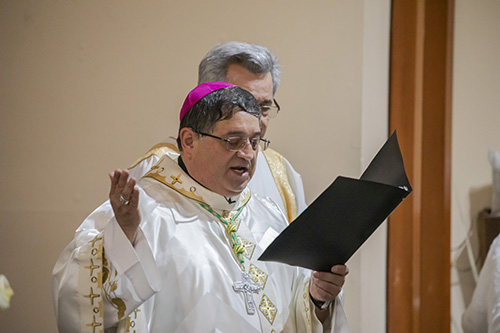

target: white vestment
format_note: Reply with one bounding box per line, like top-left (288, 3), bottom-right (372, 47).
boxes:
top-left (53, 153), bottom-right (349, 332)
top-left (128, 138), bottom-right (307, 222)
top-left (462, 234), bottom-right (500, 333)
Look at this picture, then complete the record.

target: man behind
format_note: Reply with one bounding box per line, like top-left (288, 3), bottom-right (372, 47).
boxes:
top-left (53, 82), bottom-right (349, 332)
top-left (129, 41), bottom-right (307, 223)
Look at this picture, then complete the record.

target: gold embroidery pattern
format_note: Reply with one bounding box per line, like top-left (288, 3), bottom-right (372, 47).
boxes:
top-left (124, 308), bottom-right (142, 333)
top-left (170, 173), bottom-right (183, 185)
top-left (102, 250), bottom-right (127, 321)
top-left (263, 148), bottom-right (298, 223)
top-left (303, 281), bottom-right (312, 328)
top-left (200, 202), bottom-right (247, 267)
top-left (86, 315), bottom-right (103, 332)
top-left (238, 236), bottom-right (256, 260)
top-left (84, 258), bottom-right (100, 277)
top-left (84, 287), bottom-right (100, 305)
top-left (144, 162), bottom-right (204, 203)
top-left (233, 218), bottom-right (241, 231)
top-left (259, 294), bottom-right (277, 325)
top-left (82, 235), bottom-right (144, 332)
top-left (249, 263), bottom-right (268, 289)
top-left (82, 235), bottom-right (104, 333)
top-left (128, 142), bottom-right (179, 169)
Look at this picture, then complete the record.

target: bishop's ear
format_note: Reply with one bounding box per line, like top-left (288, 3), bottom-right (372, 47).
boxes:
top-left (179, 127), bottom-right (196, 153)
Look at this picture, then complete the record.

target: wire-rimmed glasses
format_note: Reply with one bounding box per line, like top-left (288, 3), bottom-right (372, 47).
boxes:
top-left (260, 99), bottom-right (280, 119)
top-left (196, 132), bottom-right (270, 151)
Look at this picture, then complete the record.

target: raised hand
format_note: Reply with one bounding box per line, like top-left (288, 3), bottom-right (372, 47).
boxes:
top-left (109, 169), bottom-right (141, 243)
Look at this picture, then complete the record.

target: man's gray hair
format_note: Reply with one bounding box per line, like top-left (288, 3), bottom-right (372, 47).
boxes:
top-left (198, 41), bottom-right (281, 95)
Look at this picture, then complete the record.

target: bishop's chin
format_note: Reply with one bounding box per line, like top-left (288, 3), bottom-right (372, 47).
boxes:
top-left (224, 180), bottom-right (251, 198)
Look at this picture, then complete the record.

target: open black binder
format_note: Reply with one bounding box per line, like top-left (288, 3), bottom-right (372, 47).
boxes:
top-left (258, 131), bottom-right (412, 272)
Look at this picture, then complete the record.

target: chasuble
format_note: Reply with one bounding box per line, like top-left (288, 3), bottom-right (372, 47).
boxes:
top-left (53, 153), bottom-right (348, 332)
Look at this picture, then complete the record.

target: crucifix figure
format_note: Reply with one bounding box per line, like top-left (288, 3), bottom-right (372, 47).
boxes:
top-left (233, 272), bottom-right (261, 314)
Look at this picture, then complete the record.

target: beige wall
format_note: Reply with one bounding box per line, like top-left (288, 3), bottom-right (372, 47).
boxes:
top-left (451, 1), bottom-right (500, 332)
top-left (0, 1), bottom-right (390, 331)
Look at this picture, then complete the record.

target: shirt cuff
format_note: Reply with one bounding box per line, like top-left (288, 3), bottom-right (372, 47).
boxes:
top-left (310, 293), bottom-right (332, 310)
top-left (103, 218), bottom-right (161, 297)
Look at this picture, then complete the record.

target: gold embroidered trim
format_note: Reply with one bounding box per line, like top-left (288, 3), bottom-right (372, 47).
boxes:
top-left (143, 164), bottom-right (204, 203)
top-left (303, 281), bottom-right (312, 329)
top-left (249, 263), bottom-right (268, 289)
top-left (80, 234), bottom-right (105, 333)
top-left (123, 308), bottom-right (142, 333)
top-left (128, 142), bottom-right (179, 169)
top-left (86, 315), bottom-right (103, 331)
top-left (81, 235), bottom-right (146, 332)
top-left (200, 202), bottom-right (248, 267)
top-left (259, 294), bottom-right (277, 325)
top-left (102, 250), bottom-right (127, 321)
top-left (262, 148), bottom-right (298, 223)
top-left (233, 217), bottom-right (241, 231)
top-left (238, 236), bottom-right (256, 260)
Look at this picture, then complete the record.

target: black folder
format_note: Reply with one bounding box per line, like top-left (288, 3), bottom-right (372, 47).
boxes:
top-left (258, 131), bottom-right (412, 272)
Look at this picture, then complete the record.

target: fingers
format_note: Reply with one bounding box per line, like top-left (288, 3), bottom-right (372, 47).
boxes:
top-left (108, 169), bottom-right (141, 243)
top-left (310, 265), bottom-right (349, 302)
top-left (109, 171), bottom-right (117, 195)
top-left (120, 177), bottom-right (136, 204)
top-left (331, 264), bottom-right (349, 276)
top-left (313, 265), bottom-right (349, 282)
top-left (310, 279), bottom-right (341, 302)
top-left (312, 270), bottom-right (344, 291)
top-left (129, 186), bottom-right (140, 207)
top-left (109, 169), bottom-right (124, 197)
top-left (108, 169), bottom-right (140, 218)
top-left (109, 169), bottom-right (136, 200)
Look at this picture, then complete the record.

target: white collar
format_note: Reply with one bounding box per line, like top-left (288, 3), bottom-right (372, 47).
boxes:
top-left (141, 153), bottom-right (251, 211)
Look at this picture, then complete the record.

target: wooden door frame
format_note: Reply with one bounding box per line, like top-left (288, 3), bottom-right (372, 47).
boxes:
top-left (387, 1), bottom-right (454, 332)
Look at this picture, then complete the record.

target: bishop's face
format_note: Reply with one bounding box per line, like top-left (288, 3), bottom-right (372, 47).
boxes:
top-left (186, 110), bottom-right (261, 197)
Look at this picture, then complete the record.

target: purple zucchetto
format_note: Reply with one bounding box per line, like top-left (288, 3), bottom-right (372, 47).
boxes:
top-left (179, 81), bottom-right (236, 121)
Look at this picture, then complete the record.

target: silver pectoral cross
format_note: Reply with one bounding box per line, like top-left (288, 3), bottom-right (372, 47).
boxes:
top-left (233, 272), bottom-right (261, 314)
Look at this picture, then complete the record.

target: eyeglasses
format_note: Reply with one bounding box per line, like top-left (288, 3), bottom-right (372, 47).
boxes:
top-left (260, 99), bottom-right (280, 119)
top-left (196, 132), bottom-right (271, 151)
